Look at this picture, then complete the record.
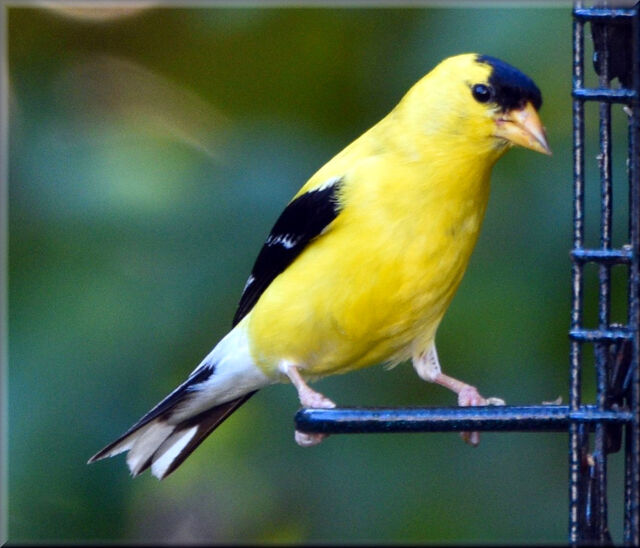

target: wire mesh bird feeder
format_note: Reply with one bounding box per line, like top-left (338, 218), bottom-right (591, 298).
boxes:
top-left (295, 2), bottom-right (640, 544)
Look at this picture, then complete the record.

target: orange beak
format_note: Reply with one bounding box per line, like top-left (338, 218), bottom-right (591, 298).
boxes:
top-left (493, 101), bottom-right (551, 155)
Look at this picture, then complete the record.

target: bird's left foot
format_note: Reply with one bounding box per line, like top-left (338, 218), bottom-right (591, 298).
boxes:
top-left (295, 430), bottom-right (328, 447)
top-left (281, 362), bottom-right (336, 447)
top-left (458, 385), bottom-right (505, 446)
top-left (294, 387), bottom-right (335, 447)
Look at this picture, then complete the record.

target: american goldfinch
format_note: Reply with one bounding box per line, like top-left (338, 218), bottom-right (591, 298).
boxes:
top-left (89, 53), bottom-right (550, 479)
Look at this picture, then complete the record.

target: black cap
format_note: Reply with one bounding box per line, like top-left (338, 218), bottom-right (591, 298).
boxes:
top-left (476, 55), bottom-right (543, 112)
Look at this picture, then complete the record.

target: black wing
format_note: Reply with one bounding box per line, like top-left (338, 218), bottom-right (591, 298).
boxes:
top-left (232, 176), bottom-right (344, 326)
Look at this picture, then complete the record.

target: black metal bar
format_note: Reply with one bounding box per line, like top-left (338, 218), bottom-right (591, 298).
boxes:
top-left (574, 7), bottom-right (637, 21)
top-left (579, 424), bottom-right (595, 542)
top-left (625, 2), bottom-right (640, 543)
top-left (625, 424), bottom-right (634, 542)
top-left (571, 247), bottom-right (633, 264)
top-left (570, 327), bottom-right (634, 341)
top-left (295, 405), bottom-right (632, 434)
top-left (595, 22), bottom-right (614, 539)
top-left (571, 4), bottom-right (586, 542)
top-left (573, 88), bottom-right (637, 103)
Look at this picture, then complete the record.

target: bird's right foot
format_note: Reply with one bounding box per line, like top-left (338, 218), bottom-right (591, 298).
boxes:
top-left (457, 385), bottom-right (505, 446)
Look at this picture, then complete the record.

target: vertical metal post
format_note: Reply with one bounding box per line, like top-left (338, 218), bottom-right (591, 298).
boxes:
top-left (571, 2), bottom-right (586, 543)
top-left (624, 4), bottom-right (640, 543)
top-left (594, 5), bottom-right (613, 541)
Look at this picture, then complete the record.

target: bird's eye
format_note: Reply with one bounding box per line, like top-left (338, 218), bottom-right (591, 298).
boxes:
top-left (471, 83), bottom-right (492, 103)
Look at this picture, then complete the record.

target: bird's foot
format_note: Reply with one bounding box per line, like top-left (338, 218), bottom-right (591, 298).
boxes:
top-left (295, 430), bottom-right (329, 447)
top-left (412, 345), bottom-right (505, 446)
top-left (458, 385), bottom-right (505, 446)
top-left (299, 388), bottom-right (337, 410)
top-left (281, 362), bottom-right (336, 447)
top-left (294, 388), bottom-right (336, 447)
top-left (458, 385), bottom-right (505, 407)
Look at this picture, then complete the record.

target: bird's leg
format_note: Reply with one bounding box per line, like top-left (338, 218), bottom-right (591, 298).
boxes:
top-left (280, 362), bottom-right (336, 447)
top-left (412, 345), bottom-right (505, 446)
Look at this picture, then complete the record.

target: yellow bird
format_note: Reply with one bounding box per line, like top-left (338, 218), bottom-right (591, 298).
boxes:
top-left (89, 53), bottom-right (550, 479)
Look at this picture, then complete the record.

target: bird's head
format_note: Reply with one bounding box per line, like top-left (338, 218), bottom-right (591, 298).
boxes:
top-left (400, 53), bottom-right (551, 159)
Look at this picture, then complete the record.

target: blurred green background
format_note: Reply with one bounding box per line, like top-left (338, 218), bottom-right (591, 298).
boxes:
top-left (7, 3), bottom-right (633, 544)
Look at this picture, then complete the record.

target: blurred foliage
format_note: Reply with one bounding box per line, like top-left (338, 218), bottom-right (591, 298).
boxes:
top-left (7, 3), bottom-right (633, 544)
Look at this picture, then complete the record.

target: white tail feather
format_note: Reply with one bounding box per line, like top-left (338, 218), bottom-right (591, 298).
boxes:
top-left (91, 421), bottom-right (158, 461)
top-left (150, 425), bottom-right (199, 479)
top-left (126, 420), bottom-right (175, 476)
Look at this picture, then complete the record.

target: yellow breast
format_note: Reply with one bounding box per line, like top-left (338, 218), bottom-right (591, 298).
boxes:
top-left (246, 120), bottom-right (496, 378)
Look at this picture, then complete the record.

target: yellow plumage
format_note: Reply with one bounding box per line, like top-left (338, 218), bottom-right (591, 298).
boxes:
top-left (89, 53), bottom-right (550, 479)
top-left (249, 55), bottom-right (515, 376)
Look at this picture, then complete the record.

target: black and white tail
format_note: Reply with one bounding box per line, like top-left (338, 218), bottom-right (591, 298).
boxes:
top-left (88, 325), bottom-right (271, 479)
top-left (88, 391), bottom-right (256, 479)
